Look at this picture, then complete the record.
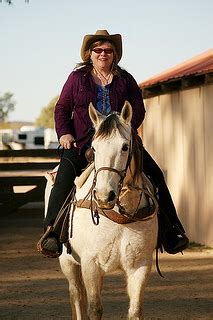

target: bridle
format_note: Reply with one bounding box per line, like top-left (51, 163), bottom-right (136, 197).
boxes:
top-left (86, 135), bottom-right (133, 224)
top-left (87, 132), bottom-right (158, 225)
top-left (92, 134), bottom-right (133, 195)
top-left (93, 167), bottom-right (128, 193)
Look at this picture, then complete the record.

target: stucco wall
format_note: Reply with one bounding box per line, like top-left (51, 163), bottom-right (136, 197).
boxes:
top-left (143, 83), bottom-right (213, 247)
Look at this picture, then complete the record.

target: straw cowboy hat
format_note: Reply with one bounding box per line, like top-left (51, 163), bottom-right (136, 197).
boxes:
top-left (81, 29), bottom-right (122, 63)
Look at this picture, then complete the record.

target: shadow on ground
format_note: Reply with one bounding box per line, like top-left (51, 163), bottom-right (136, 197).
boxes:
top-left (0, 203), bottom-right (213, 319)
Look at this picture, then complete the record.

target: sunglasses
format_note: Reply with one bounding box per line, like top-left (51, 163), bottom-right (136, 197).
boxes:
top-left (92, 48), bottom-right (114, 54)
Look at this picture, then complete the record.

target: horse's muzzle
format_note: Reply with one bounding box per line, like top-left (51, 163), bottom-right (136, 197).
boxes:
top-left (93, 189), bottom-right (116, 209)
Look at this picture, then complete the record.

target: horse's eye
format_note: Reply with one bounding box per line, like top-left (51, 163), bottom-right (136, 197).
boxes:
top-left (122, 144), bottom-right (129, 152)
top-left (92, 146), bottom-right (96, 153)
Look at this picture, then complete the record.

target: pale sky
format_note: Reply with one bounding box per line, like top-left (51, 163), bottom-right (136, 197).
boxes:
top-left (0, 0), bottom-right (212, 122)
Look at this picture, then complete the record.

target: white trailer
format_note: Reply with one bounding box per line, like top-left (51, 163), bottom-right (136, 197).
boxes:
top-left (0, 126), bottom-right (44, 150)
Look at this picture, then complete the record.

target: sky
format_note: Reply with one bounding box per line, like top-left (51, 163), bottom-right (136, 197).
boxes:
top-left (0, 0), bottom-right (212, 122)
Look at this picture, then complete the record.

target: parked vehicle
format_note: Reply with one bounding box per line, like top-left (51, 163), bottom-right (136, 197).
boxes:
top-left (0, 125), bottom-right (59, 150)
top-left (0, 126), bottom-right (44, 149)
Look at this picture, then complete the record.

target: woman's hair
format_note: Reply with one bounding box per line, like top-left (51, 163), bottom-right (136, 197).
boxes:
top-left (75, 40), bottom-right (121, 76)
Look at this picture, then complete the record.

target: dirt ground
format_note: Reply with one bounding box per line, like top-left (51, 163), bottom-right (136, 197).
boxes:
top-left (0, 203), bottom-right (213, 320)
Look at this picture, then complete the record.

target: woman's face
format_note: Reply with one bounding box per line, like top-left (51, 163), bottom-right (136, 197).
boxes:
top-left (90, 41), bottom-right (114, 71)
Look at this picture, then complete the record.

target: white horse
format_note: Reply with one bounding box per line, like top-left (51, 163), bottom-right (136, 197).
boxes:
top-left (46, 101), bottom-right (158, 320)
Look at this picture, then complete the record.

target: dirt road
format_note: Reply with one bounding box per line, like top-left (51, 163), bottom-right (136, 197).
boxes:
top-left (0, 204), bottom-right (212, 319)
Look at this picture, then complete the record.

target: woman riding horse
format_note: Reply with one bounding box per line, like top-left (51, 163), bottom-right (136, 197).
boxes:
top-left (37, 29), bottom-right (189, 258)
top-left (59, 102), bottom-right (158, 319)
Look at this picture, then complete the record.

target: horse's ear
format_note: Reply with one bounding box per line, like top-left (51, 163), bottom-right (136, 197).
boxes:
top-left (120, 101), bottom-right (132, 125)
top-left (88, 103), bottom-right (104, 127)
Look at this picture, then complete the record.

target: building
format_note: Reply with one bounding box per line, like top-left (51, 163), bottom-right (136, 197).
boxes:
top-left (139, 49), bottom-right (213, 247)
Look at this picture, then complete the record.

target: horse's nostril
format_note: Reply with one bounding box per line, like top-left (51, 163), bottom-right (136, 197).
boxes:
top-left (108, 190), bottom-right (116, 202)
top-left (93, 189), bottom-right (116, 204)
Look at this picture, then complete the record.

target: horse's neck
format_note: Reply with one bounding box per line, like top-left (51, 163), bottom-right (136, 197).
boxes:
top-left (124, 158), bottom-right (143, 188)
top-left (118, 157), bottom-right (154, 214)
top-left (124, 157), bottom-right (154, 197)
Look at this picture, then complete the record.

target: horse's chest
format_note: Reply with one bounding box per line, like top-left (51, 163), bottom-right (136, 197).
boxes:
top-left (97, 238), bottom-right (121, 271)
top-left (71, 210), bottom-right (156, 272)
top-left (94, 231), bottom-right (148, 272)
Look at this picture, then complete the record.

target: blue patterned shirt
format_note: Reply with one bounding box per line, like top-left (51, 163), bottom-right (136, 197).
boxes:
top-left (96, 84), bottom-right (111, 115)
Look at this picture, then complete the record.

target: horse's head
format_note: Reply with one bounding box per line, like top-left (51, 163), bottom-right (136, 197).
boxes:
top-left (89, 101), bottom-right (132, 210)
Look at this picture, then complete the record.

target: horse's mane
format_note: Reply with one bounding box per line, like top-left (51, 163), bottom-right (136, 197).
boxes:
top-left (94, 113), bottom-right (143, 182)
top-left (130, 129), bottom-right (143, 182)
top-left (94, 112), bottom-right (126, 139)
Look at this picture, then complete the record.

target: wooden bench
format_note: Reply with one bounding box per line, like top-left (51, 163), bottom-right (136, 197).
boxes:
top-left (0, 149), bottom-right (59, 214)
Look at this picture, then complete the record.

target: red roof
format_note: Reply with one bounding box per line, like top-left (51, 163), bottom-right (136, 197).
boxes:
top-left (139, 49), bottom-right (213, 88)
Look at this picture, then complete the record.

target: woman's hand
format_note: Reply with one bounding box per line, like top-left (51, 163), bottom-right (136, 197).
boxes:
top-left (59, 134), bottom-right (75, 149)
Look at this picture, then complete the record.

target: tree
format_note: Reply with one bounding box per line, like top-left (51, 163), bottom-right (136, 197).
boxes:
top-left (36, 96), bottom-right (59, 128)
top-left (0, 92), bottom-right (15, 122)
top-left (0, 0), bottom-right (29, 4)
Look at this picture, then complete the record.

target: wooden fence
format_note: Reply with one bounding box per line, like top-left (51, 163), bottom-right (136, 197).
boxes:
top-left (0, 149), bottom-right (60, 214)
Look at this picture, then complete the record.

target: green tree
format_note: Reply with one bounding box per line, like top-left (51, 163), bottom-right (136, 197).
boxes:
top-left (36, 96), bottom-right (59, 128)
top-left (0, 92), bottom-right (15, 122)
top-left (0, 0), bottom-right (29, 4)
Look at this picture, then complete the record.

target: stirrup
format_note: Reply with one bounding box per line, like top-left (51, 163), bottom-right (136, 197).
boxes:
top-left (37, 226), bottom-right (62, 258)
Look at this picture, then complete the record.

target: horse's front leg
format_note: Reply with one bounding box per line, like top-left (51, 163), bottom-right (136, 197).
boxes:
top-left (59, 253), bottom-right (88, 320)
top-left (81, 260), bottom-right (104, 320)
top-left (126, 263), bottom-right (152, 320)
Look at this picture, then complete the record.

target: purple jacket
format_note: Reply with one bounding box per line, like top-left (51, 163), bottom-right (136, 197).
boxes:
top-left (55, 67), bottom-right (145, 150)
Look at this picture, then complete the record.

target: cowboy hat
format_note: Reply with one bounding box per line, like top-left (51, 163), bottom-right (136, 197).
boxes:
top-left (81, 30), bottom-right (122, 63)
